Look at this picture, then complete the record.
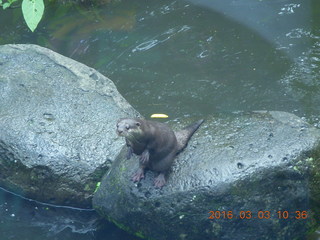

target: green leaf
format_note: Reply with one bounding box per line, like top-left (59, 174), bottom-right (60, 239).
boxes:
top-left (22, 0), bottom-right (44, 32)
top-left (3, 2), bottom-right (11, 9)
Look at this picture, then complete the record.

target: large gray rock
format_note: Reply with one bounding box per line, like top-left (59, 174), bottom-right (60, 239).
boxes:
top-left (93, 111), bottom-right (320, 240)
top-left (0, 44), bottom-right (138, 208)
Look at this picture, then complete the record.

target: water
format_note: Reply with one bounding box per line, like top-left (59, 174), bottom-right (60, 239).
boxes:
top-left (1, 0), bottom-right (320, 239)
top-left (0, 187), bottom-right (139, 240)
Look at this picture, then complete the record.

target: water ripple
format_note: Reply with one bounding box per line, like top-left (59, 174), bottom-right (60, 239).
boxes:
top-left (132, 25), bottom-right (191, 52)
top-left (197, 50), bottom-right (210, 59)
top-left (278, 3), bottom-right (301, 15)
top-left (285, 28), bottom-right (320, 39)
top-left (132, 40), bottom-right (159, 52)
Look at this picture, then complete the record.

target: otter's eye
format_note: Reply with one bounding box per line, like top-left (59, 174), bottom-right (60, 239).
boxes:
top-left (136, 122), bottom-right (141, 127)
top-left (125, 124), bottom-right (130, 130)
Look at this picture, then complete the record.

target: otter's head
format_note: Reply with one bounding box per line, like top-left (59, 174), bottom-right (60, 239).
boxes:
top-left (116, 118), bottom-right (143, 141)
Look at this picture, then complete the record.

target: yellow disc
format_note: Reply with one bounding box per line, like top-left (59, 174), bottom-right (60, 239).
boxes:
top-left (150, 114), bottom-right (169, 118)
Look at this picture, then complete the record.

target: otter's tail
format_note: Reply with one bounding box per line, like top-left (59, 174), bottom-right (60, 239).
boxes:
top-left (175, 119), bottom-right (204, 153)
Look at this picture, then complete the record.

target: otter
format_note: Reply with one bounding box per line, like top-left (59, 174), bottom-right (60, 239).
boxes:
top-left (116, 118), bottom-right (204, 188)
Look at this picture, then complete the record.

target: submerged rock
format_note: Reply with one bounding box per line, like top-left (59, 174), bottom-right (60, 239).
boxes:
top-left (93, 111), bottom-right (320, 240)
top-left (0, 44), bottom-right (138, 208)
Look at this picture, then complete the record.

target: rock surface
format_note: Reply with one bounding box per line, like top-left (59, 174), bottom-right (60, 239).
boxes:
top-left (93, 111), bottom-right (320, 240)
top-left (0, 44), bottom-right (138, 208)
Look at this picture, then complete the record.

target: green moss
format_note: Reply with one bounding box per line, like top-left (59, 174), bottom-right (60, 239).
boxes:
top-left (120, 165), bottom-right (127, 172)
top-left (135, 231), bottom-right (146, 239)
top-left (84, 183), bottom-right (91, 191)
top-left (106, 215), bottom-right (132, 233)
top-left (307, 147), bottom-right (320, 236)
top-left (94, 182), bottom-right (101, 193)
top-left (101, 213), bottom-right (158, 240)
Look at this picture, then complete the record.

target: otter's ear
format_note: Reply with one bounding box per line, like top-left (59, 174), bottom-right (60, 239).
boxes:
top-left (136, 122), bottom-right (141, 127)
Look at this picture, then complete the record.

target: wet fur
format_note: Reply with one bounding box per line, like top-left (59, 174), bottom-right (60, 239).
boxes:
top-left (116, 118), bottom-right (203, 188)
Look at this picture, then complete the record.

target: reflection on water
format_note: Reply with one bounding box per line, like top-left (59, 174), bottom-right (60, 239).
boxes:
top-left (1, 0), bottom-right (320, 239)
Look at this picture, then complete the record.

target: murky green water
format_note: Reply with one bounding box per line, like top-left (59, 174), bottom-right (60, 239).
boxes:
top-left (2, 0), bottom-right (320, 120)
top-left (0, 187), bottom-right (140, 240)
top-left (1, 0), bottom-right (320, 239)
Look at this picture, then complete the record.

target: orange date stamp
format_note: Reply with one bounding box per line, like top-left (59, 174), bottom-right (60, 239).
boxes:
top-left (208, 210), bottom-right (308, 220)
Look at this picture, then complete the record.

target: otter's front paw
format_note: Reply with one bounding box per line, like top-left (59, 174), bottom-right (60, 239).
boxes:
top-left (139, 150), bottom-right (150, 165)
top-left (126, 147), bottom-right (133, 159)
top-left (132, 168), bottom-right (145, 182)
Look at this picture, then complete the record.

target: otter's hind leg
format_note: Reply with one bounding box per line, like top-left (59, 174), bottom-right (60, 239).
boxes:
top-left (132, 165), bottom-right (145, 182)
top-left (154, 173), bottom-right (166, 188)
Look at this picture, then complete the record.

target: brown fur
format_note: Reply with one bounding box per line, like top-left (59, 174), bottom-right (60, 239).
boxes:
top-left (116, 118), bottom-right (203, 188)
